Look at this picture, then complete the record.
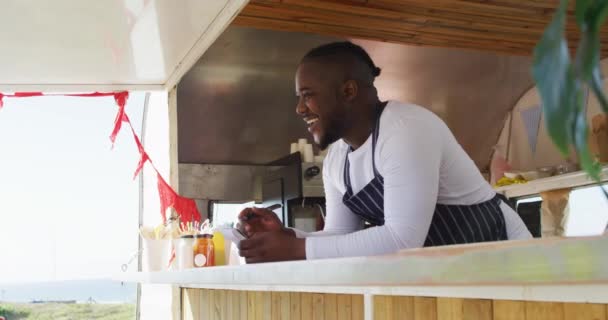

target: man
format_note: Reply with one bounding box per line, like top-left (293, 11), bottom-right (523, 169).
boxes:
top-left (238, 42), bottom-right (531, 263)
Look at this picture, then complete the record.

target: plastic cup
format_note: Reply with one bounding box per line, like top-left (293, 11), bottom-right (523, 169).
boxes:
top-left (142, 238), bottom-right (172, 272)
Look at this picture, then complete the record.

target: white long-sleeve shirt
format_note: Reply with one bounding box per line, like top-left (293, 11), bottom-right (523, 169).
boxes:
top-left (295, 101), bottom-right (531, 259)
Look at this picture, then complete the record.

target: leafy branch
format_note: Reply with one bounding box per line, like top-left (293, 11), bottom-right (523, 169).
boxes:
top-left (532, 0), bottom-right (608, 181)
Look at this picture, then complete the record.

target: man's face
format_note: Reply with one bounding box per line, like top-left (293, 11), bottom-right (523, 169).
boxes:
top-left (295, 61), bottom-right (348, 150)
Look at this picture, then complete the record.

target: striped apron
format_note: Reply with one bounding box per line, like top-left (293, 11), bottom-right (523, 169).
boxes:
top-left (342, 107), bottom-right (508, 247)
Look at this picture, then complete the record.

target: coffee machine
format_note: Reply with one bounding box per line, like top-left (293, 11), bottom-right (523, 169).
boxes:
top-left (261, 153), bottom-right (326, 232)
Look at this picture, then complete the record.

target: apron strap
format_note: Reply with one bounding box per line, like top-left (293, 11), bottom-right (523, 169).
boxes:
top-left (343, 102), bottom-right (387, 192)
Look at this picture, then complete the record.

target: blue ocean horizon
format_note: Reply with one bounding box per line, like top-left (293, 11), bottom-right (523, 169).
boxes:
top-left (0, 279), bottom-right (136, 303)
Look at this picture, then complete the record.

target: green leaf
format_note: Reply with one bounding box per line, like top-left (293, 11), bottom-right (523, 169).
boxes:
top-left (575, 27), bottom-right (600, 80)
top-left (575, 23), bottom-right (606, 113)
top-left (572, 94), bottom-right (602, 180)
top-left (592, 0), bottom-right (608, 30)
top-left (532, 0), bottom-right (573, 155)
top-left (575, 0), bottom-right (592, 26)
top-left (573, 1), bottom-right (607, 181)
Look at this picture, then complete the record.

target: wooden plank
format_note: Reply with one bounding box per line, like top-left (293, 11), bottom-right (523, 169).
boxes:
top-left (208, 290), bottom-right (217, 320)
top-left (436, 297), bottom-right (463, 320)
top-left (200, 289), bottom-right (212, 320)
top-left (222, 290), bottom-right (230, 320)
top-left (563, 302), bottom-right (607, 320)
top-left (223, 290), bottom-right (231, 320)
top-left (492, 300), bottom-right (525, 320)
top-left (352, 295), bottom-right (364, 320)
top-left (392, 296), bottom-right (414, 320)
top-left (374, 0), bottom-right (569, 26)
top-left (313, 293), bottom-right (325, 320)
top-left (248, 291), bottom-right (257, 320)
top-left (237, 5), bottom-right (539, 46)
top-left (336, 294), bottom-right (352, 320)
top-left (290, 292), bottom-right (302, 320)
top-left (255, 291), bottom-right (264, 320)
top-left (525, 301), bottom-right (565, 320)
top-left (181, 289), bottom-right (189, 320)
top-left (182, 289), bottom-right (200, 320)
top-left (280, 292), bottom-right (291, 320)
top-left (271, 291), bottom-right (290, 320)
top-left (324, 293), bottom-right (337, 320)
top-left (374, 295), bottom-right (393, 320)
top-left (301, 293), bottom-right (314, 319)
top-left (281, 0), bottom-right (549, 39)
top-left (272, 292), bottom-right (281, 320)
top-left (227, 290), bottom-right (237, 320)
top-left (213, 290), bottom-right (225, 320)
top-left (181, 290), bottom-right (188, 320)
top-left (233, 0), bottom-right (608, 57)
top-left (414, 297), bottom-right (437, 320)
top-left (262, 291), bottom-right (272, 320)
top-left (191, 289), bottom-right (201, 320)
top-left (462, 299), bottom-right (492, 320)
top-left (240, 291), bottom-right (249, 320)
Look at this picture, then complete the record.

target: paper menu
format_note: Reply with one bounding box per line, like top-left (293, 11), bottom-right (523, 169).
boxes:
top-left (216, 226), bottom-right (247, 245)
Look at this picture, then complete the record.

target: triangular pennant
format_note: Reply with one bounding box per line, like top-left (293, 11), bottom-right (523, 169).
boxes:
top-left (157, 173), bottom-right (201, 224)
top-left (520, 105), bottom-right (542, 154)
top-left (133, 151), bottom-right (149, 180)
top-left (157, 173), bottom-right (176, 224)
top-left (109, 92), bottom-right (129, 146)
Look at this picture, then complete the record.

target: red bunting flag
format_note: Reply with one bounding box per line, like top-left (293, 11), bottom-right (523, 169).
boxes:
top-left (131, 139), bottom-right (150, 180)
top-left (157, 173), bottom-right (200, 224)
top-left (13, 92), bottom-right (44, 97)
top-left (110, 92), bottom-right (129, 146)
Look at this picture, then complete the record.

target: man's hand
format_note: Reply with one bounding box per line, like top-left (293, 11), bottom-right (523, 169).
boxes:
top-left (237, 207), bottom-right (283, 237)
top-left (238, 229), bottom-right (306, 263)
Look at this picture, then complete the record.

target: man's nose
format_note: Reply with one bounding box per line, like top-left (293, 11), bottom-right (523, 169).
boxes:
top-left (295, 97), bottom-right (307, 115)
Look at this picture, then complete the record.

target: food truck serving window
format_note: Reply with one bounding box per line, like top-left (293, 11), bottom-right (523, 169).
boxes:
top-left (0, 94), bottom-right (144, 318)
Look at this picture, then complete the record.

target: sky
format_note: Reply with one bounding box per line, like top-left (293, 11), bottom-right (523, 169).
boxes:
top-left (0, 93), bottom-right (144, 283)
top-left (567, 186), bottom-right (608, 236)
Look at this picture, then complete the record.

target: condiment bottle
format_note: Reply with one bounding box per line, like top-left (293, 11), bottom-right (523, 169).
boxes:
top-left (177, 235), bottom-right (194, 270)
top-left (193, 234), bottom-right (215, 267)
top-left (213, 230), bottom-right (226, 266)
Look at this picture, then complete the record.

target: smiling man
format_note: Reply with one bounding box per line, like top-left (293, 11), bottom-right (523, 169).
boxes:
top-left (237, 42), bottom-right (531, 263)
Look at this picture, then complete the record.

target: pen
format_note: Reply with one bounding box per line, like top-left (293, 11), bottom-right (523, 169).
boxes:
top-left (265, 203), bottom-right (282, 211)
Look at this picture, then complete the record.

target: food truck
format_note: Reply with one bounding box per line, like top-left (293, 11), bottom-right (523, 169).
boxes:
top-left (2, 1), bottom-right (607, 319)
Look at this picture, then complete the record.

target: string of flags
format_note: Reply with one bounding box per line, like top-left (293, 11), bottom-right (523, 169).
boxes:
top-left (520, 104), bottom-right (542, 154)
top-left (0, 91), bottom-right (201, 224)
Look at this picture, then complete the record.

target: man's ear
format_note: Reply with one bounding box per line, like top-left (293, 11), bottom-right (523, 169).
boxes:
top-left (342, 80), bottom-right (358, 102)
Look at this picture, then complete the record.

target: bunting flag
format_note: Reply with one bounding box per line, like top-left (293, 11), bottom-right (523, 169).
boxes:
top-left (0, 91), bottom-right (201, 224)
top-left (157, 173), bottom-right (200, 224)
top-left (110, 91), bottom-right (130, 147)
top-left (520, 105), bottom-right (543, 154)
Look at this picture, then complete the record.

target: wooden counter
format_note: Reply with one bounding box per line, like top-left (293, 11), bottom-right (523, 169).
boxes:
top-left (117, 236), bottom-right (608, 319)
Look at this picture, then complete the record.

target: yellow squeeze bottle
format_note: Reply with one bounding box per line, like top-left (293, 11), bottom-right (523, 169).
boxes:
top-left (213, 231), bottom-right (226, 266)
